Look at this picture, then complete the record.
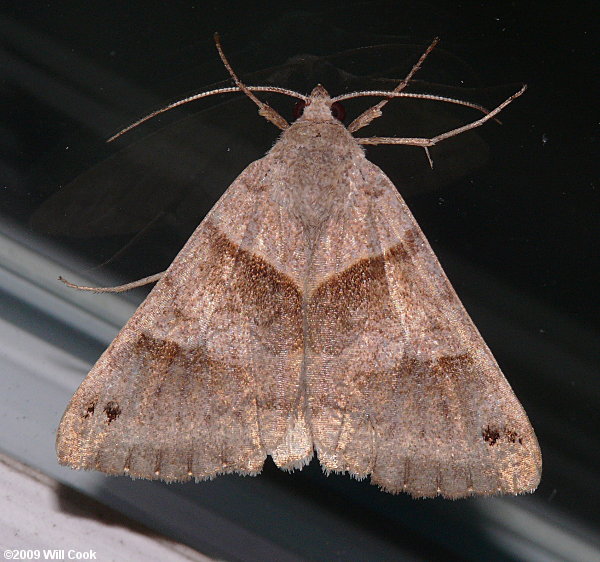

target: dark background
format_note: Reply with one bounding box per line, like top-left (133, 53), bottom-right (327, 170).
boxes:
top-left (1, 1), bottom-right (598, 560)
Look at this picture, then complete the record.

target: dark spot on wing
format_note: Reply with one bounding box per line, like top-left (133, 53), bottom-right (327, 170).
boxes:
top-left (482, 426), bottom-right (501, 445)
top-left (482, 425), bottom-right (523, 446)
top-left (83, 400), bottom-right (97, 419)
top-left (104, 401), bottom-right (121, 423)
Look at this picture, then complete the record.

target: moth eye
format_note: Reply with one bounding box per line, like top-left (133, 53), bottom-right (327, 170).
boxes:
top-left (293, 100), bottom-right (307, 119)
top-left (331, 101), bottom-right (346, 122)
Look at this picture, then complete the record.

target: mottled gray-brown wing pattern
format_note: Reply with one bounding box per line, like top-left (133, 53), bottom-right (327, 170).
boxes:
top-left (305, 157), bottom-right (541, 498)
top-left (56, 157), bottom-right (311, 481)
top-left (57, 85), bottom-right (541, 497)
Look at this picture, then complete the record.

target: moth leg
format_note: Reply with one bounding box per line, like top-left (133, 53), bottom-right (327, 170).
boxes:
top-left (213, 33), bottom-right (289, 131)
top-left (356, 85), bottom-right (527, 149)
top-left (58, 271), bottom-right (164, 293)
top-left (347, 38), bottom-right (440, 133)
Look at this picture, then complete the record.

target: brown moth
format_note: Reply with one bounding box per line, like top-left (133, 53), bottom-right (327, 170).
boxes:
top-left (56, 35), bottom-right (541, 498)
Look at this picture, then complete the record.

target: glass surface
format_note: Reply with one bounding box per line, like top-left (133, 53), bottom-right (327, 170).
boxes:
top-left (1, 2), bottom-right (597, 560)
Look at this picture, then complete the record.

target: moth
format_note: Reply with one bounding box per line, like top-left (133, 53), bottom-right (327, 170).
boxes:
top-left (56, 35), bottom-right (541, 498)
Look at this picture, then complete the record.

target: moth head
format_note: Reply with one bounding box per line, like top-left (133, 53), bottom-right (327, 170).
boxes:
top-left (293, 84), bottom-right (346, 123)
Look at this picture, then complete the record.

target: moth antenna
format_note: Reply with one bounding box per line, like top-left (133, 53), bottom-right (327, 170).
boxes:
top-left (59, 272), bottom-right (165, 293)
top-left (214, 32), bottom-right (289, 130)
top-left (356, 84), bottom-right (526, 147)
top-left (337, 90), bottom-right (497, 121)
top-left (347, 37), bottom-right (440, 133)
top-left (107, 84), bottom-right (306, 142)
top-left (108, 86), bottom-right (241, 142)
